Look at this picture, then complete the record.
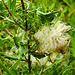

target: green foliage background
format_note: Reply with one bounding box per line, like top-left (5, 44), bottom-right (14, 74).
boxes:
top-left (0, 0), bottom-right (75, 75)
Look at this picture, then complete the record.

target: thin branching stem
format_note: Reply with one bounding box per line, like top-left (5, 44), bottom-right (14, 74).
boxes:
top-left (21, 0), bottom-right (31, 73)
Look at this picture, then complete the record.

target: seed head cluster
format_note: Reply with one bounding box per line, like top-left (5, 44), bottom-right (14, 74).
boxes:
top-left (34, 21), bottom-right (71, 54)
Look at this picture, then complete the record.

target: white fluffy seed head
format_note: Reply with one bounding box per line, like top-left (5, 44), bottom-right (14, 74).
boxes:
top-left (34, 21), bottom-right (71, 54)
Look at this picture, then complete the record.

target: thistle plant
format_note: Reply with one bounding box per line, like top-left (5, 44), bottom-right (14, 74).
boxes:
top-left (0, 0), bottom-right (75, 75)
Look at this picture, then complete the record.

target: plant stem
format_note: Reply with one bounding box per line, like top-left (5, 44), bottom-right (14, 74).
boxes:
top-left (21, 0), bottom-right (31, 73)
top-left (21, 0), bottom-right (28, 31)
top-left (21, 0), bottom-right (25, 11)
top-left (25, 16), bottom-right (28, 31)
top-left (28, 46), bottom-right (31, 73)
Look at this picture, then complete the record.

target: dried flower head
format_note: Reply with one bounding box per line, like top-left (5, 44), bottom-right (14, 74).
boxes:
top-left (34, 21), bottom-right (71, 54)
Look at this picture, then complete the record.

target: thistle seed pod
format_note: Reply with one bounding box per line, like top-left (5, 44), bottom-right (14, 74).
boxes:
top-left (34, 21), bottom-right (71, 54)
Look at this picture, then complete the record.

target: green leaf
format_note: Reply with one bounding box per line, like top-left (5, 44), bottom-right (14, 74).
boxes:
top-left (54, 7), bottom-right (68, 25)
top-left (0, 60), bottom-right (13, 75)
top-left (70, 34), bottom-right (75, 57)
top-left (62, 70), bottom-right (72, 75)
top-left (43, 64), bottom-right (54, 72)
top-left (43, 58), bottom-right (62, 72)
top-left (14, 31), bottom-right (25, 48)
top-left (31, 52), bottom-right (45, 59)
top-left (37, 8), bottom-right (57, 24)
top-left (63, 0), bottom-right (72, 9)
top-left (69, 14), bottom-right (75, 27)
top-left (0, 39), bottom-right (4, 46)
top-left (11, 0), bottom-right (16, 17)
top-left (49, 3), bottom-right (55, 10)
top-left (17, 46), bottom-right (25, 58)
top-left (69, 60), bottom-right (75, 67)
top-left (7, 0), bottom-right (11, 10)
top-left (0, 52), bottom-right (25, 61)
top-left (60, 7), bottom-right (67, 18)
top-left (70, 48), bottom-right (75, 57)
top-left (0, 16), bottom-right (14, 23)
top-left (0, 3), bottom-right (5, 11)
top-left (14, 37), bottom-right (21, 48)
top-left (62, 68), bottom-right (74, 75)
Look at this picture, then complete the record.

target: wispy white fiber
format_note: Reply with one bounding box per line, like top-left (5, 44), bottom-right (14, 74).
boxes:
top-left (34, 21), bottom-right (71, 53)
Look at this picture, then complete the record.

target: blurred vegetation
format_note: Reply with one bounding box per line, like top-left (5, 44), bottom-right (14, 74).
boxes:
top-left (0, 0), bottom-right (75, 75)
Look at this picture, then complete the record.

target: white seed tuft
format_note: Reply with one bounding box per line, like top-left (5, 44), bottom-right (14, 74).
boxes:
top-left (34, 21), bottom-right (71, 54)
